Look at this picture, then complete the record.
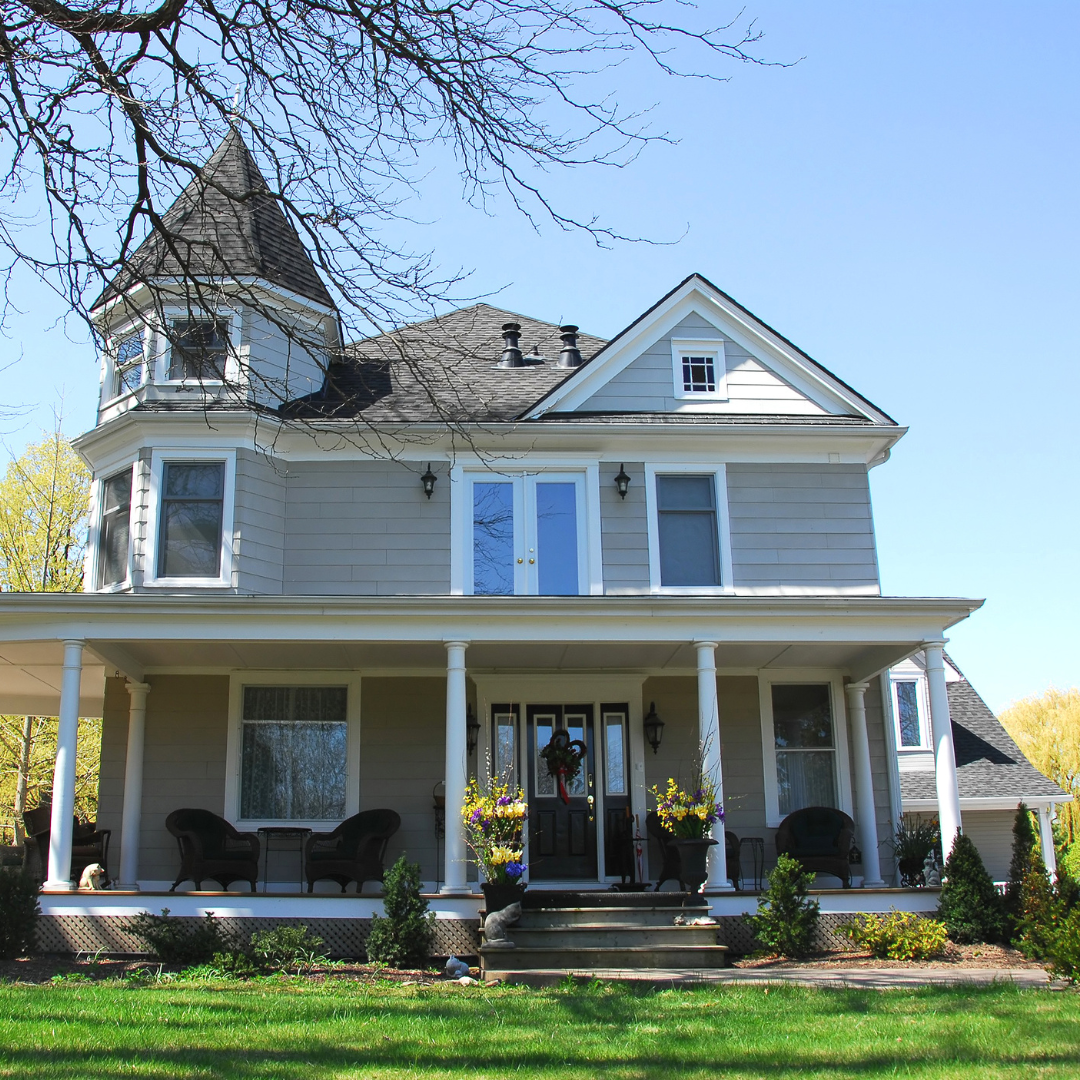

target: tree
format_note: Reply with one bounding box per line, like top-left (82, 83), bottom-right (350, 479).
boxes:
top-left (0, 431), bottom-right (94, 844)
top-left (0, 1), bottom-right (773, 382)
top-left (1000, 689), bottom-right (1080, 847)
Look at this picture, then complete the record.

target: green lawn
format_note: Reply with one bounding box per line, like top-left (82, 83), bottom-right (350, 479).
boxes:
top-left (0, 978), bottom-right (1077, 1079)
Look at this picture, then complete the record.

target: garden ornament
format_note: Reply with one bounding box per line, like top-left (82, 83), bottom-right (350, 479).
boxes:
top-left (444, 955), bottom-right (471, 979)
top-left (483, 901), bottom-right (522, 948)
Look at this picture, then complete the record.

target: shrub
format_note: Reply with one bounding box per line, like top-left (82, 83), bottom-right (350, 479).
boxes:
top-left (1004, 803), bottom-right (1037, 935)
top-left (250, 925), bottom-right (328, 972)
top-left (365, 855), bottom-right (435, 968)
top-left (746, 853), bottom-right (820, 958)
top-left (1047, 906), bottom-right (1080, 983)
top-left (839, 910), bottom-right (948, 961)
top-left (1013, 857), bottom-right (1059, 961)
top-left (937, 833), bottom-right (1005, 944)
top-left (0, 869), bottom-right (40, 959)
top-left (130, 909), bottom-right (235, 965)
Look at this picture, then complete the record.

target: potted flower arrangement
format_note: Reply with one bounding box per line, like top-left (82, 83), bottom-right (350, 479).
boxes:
top-left (461, 776), bottom-right (528, 913)
top-left (538, 729), bottom-right (587, 804)
top-left (889, 815), bottom-right (941, 887)
top-left (649, 775), bottom-right (724, 891)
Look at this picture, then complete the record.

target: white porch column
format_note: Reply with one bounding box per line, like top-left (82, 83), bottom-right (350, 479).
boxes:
top-left (696, 641), bottom-right (732, 892)
top-left (442, 641), bottom-right (471, 895)
top-left (924, 642), bottom-right (962, 862)
top-left (44, 639), bottom-right (84, 891)
top-left (117, 682), bottom-right (151, 890)
top-left (1038, 805), bottom-right (1059, 882)
top-left (845, 682), bottom-right (885, 887)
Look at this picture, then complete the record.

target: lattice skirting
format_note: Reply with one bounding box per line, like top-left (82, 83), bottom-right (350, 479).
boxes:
top-left (717, 911), bottom-right (939, 955)
top-left (37, 915), bottom-right (482, 961)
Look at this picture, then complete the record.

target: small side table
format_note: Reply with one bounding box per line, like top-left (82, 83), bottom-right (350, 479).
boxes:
top-left (740, 836), bottom-right (766, 892)
top-left (258, 827), bottom-right (312, 893)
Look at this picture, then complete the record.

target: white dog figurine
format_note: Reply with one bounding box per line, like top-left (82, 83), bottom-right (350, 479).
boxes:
top-left (78, 863), bottom-right (107, 890)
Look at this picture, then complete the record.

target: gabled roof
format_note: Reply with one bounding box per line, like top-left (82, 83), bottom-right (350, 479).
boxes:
top-left (94, 130), bottom-right (335, 311)
top-left (900, 657), bottom-right (1067, 803)
top-left (285, 303), bottom-right (606, 422)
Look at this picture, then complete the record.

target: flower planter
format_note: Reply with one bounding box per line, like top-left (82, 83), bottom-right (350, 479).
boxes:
top-left (481, 881), bottom-right (527, 915)
top-left (671, 837), bottom-right (717, 893)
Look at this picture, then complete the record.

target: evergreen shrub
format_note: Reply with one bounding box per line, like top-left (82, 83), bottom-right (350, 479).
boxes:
top-left (746, 853), bottom-right (819, 958)
top-left (937, 833), bottom-right (1004, 944)
top-left (0, 868), bottom-right (40, 959)
top-left (130, 909), bottom-right (235, 965)
top-left (365, 855), bottom-right (435, 968)
top-left (1004, 803), bottom-right (1037, 936)
top-left (839, 910), bottom-right (948, 961)
top-left (250, 925), bottom-right (328, 972)
top-left (1047, 906), bottom-right (1080, 983)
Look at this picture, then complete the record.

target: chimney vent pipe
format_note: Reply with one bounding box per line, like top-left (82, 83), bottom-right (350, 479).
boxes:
top-left (498, 323), bottom-right (523, 368)
top-left (558, 325), bottom-right (583, 368)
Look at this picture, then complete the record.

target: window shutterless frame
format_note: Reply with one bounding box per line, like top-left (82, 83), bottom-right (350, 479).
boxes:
top-left (890, 673), bottom-right (931, 750)
top-left (670, 338), bottom-right (728, 401)
top-left (95, 467), bottom-right (134, 590)
top-left (106, 329), bottom-right (147, 401)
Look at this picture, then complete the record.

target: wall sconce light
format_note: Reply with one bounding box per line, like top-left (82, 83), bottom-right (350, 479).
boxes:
top-left (643, 701), bottom-right (665, 754)
top-left (420, 463), bottom-right (437, 499)
top-left (614, 464), bottom-right (631, 500)
top-left (466, 704), bottom-right (481, 756)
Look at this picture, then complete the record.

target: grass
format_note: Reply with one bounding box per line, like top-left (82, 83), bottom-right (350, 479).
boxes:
top-left (0, 977), bottom-right (1076, 1079)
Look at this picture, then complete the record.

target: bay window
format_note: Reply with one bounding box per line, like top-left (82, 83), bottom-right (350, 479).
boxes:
top-left (96, 468), bottom-right (132, 589)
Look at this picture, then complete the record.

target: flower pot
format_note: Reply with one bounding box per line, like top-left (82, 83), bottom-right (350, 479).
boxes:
top-left (481, 881), bottom-right (526, 915)
top-left (671, 837), bottom-right (718, 893)
top-left (898, 857), bottom-right (926, 888)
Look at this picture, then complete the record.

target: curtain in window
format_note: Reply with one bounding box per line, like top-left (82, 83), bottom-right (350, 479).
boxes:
top-left (772, 684), bottom-right (838, 815)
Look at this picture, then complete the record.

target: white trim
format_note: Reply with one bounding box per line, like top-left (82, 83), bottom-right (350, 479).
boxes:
top-left (644, 463), bottom-right (733, 594)
top-left (101, 324), bottom-right (149, 406)
top-left (143, 448), bottom-right (237, 588)
top-left (224, 669), bottom-right (363, 829)
top-left (153, 307), bottom-right (242, 387)
top-left (904, 795), bottom-right (1074, 812)
top-left (758, 671), bottom-right (853, 829)
top-left (671, 338), bottom-right (728, 402)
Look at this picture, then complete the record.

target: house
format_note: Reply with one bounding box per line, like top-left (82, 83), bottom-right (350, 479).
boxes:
top-left (0, 130), bottom-right (1064, 955)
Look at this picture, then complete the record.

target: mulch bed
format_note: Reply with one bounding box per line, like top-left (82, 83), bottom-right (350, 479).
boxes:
top-left (732, 943), bottom-right (1045, 971)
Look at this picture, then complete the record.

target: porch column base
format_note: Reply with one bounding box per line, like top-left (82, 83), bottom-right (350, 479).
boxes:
top-left (439, 884), bottom-right (474, 896)
top-left (40, 882), bottom-right (76, 893)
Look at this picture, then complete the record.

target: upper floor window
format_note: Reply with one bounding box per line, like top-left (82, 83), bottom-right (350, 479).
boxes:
top-left (656, 474), bottom-right (720, 586)
top-left (112, 331), bottom-right (146, 397)
top-left (890, 674), bottom-right (929, 750)
top-left (158, 461), bottom-right (226, 578)
top-left (670, 338), bottom-right (727, 401)
top-left (96, 468), bottom-right (132, 588)
top-left (168, 318), bottom-right (229, 381)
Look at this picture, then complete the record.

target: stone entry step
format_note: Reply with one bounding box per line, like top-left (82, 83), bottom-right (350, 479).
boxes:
top-left (482, 944), bottom-right (730, 972)
top-left (510, 923), bottom-right (721, 949)
top-left (515, 904), bottom-right (708, 928)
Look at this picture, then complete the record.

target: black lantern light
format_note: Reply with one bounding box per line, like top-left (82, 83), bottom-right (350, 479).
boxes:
top-left (466, 704), bottom-right (481, 756)
top-left (643, 701), bottom-right (665, 754)
top-left (614, 463), bottom-right (631, 500)
top-left (420, 463), bottom-right (437, 499)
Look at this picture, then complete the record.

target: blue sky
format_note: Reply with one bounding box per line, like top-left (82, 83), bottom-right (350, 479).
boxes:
top-left (0, 2), bottom-right (1076, 711)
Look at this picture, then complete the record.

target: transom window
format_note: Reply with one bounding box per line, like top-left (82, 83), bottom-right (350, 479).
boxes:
top-left (157, 461), bottom-right (226, 578)
top-left (772, 684), bottom-right (838, 816)
top-left (240, 686), bottom-right (348, 820)
top-left (96, 468), bottom-right (132, 589)
top-left (112, 332), bottom-right (145, 397)
top-left (681, 354), bottom-right (717, 394)
top-left (168, 318), bottom-right (229, 381)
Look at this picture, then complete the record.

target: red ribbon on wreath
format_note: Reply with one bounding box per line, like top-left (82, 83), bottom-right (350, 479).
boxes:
top-left (540, 730), bottom-right (588, 805)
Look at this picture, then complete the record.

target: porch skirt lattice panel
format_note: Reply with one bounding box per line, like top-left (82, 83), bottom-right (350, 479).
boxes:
top-left (717, 911), bottom-right (939, 955)
top-left (36, 915), bottom-right (482, 960)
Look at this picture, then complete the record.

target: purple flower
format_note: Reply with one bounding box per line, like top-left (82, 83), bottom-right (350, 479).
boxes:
top-left (505, 861), bottom-right (526, 879)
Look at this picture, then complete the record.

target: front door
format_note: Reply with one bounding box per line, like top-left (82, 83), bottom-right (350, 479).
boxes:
top-left (527, 705), bottom-right (596, 879)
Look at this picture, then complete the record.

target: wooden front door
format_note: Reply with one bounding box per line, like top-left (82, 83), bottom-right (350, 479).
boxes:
top-left (527, 705), bottom-right (597, 880)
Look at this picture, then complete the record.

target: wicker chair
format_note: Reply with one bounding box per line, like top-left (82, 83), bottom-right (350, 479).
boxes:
top-left (165, 808), bottom-right (261, 891)
top-left (646, 811), bottom-right (741, 891)
top-left (775, 805), bottom-right (856, 888)
top-left (23, 804), bottom-right (111, 886)
top-left (304, 809), bottom-right (401, 893)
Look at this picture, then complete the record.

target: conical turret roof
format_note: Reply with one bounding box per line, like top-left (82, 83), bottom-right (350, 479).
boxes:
top-left (95, 130), bottom-right (335, 310)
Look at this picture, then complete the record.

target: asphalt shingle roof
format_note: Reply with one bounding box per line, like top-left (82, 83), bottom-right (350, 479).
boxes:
top-left (96, 130), bottom-right (335, 310)
top-left (901, 664), bottom-right (1066, 802)
top-left (285, 304), bottom-right (607, 422)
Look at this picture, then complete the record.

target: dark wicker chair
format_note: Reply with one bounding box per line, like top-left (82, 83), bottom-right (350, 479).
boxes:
top-left (775, 805), bottom-right (856, 888)
top-left (23, 804), bottom-right (111, 886)
top-left (165, 808), bottom-right (260, 891)
top-left (304, 809), bottom-right (401, 893)
top-left (646, 811), bottom-right (741, 891)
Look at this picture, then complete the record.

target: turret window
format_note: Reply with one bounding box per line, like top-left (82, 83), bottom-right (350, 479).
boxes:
top-left (157, 461), bottom-right (226, 578)
top-left (112, 332), bottom-right (146, 397)
top-left (168, 318), bottom-right (229, 381)
top-left (96, 468), bottom-right (132, 589)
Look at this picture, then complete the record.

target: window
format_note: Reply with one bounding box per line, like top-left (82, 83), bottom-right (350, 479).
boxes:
top-left (96, 469), bottom-right (132, 588)
top-left (493, 706), bottom-right (520, 787)
top-left (670, 338), bottom-right (727, 401)
top-left (157, 461), bottom-right (225, 578)
top-left (603, 711), bottom-right (628, 796)
top-left (656, 474), bottom-right (720, 586)
top-left (771, 684), bottom-right (838, 817)
top-left (168, 318), bottom-right (229, 381)
top-left (112, 332), bottom-right (145, 397)
top-left (681, 354), bottom-right (717, 394)
top-left (890, 675), bottom-right (929, 749)
top-left (240, 686), bottom-right (348, 820)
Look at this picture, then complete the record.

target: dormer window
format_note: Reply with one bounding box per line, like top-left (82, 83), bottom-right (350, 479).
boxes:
top-left (670, 338), bottom-right (727, 401)
top-left (111, 331), bottom-right (146, 397)
top-left (168, 318), bottom-right (229, 381)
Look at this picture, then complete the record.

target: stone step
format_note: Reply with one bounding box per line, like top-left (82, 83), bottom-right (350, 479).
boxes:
top-left (515, 905), bottom-right (707, 928)
top-left (501, 924), bottom-right (721, 949)
top-left (480, 944), bottom-right (730, 972)
top-left (520, 890), bottom-right (705, 909)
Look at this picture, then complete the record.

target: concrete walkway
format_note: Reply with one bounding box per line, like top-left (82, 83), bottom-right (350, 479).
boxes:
top-left (490, 966), bottom-right (1053, 989)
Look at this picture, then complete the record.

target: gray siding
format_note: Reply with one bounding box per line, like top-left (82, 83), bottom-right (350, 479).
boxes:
top-left (233, 449), bottom-right (286, 593)
top-left (579, 313), bottom-right (828, 415)
top-left (243, 309), bottom-right (327, 408)
top-left (726, 463), bottom-right (880, 591)
top-left (600, 461), bottom-right (650, 593)
top-left (962, 810), bottom-right (1017, 882)
top-left (283, 460), bottom-right (451, 594)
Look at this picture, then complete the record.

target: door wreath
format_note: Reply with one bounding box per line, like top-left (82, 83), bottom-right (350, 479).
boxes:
top-left (539, 729), bottom-right (587, 805)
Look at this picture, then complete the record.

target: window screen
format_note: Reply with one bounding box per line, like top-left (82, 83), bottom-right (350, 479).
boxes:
top-left (656, 475), bottom-right (720, 586)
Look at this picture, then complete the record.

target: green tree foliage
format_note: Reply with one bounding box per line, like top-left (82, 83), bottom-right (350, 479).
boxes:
top-left (1004, 803), bottom-right (1038, 935)
top-left (937, 833), bottom-right (1005, 944)
top-left (366, 855), bottom-right (435, 968)
top-left (746, 853), bottom-right (820, 959)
